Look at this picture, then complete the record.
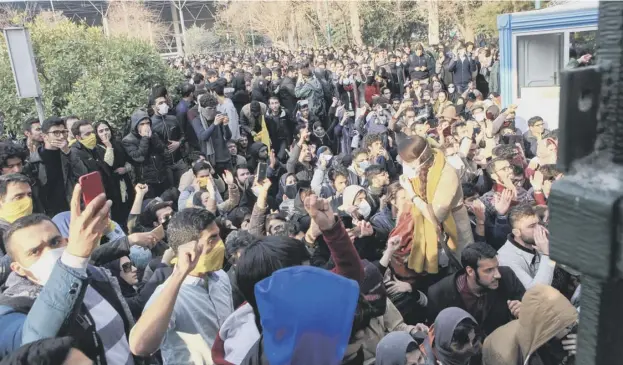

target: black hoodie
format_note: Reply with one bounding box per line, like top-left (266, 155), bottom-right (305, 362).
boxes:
top-left (122, 109), bottom-right (167, 185)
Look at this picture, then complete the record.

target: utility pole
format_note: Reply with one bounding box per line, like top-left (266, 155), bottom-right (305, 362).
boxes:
top-left (550, 1), bottom-right (623, 365)
top-left (170, 1), bottom-right (184, 56)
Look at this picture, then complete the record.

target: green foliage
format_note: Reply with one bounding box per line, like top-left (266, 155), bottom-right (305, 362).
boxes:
top-left (360, 1), bottom-right (425, 48)
top-left (0, 15), bottom-right (181, 135)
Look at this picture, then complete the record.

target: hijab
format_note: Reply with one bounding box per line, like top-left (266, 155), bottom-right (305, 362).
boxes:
top-left (375, 332), bottom-right (418, 365)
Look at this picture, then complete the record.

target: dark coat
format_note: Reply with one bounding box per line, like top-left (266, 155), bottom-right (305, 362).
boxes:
top-left (28, 146), bottom-right (88, 217)
top-left (450, 56), bottom-right (476, 87)
top-left (251, 78), bottom-right (271, 105)
top-left (122, 110), bottom-right (168, 185)
top-left (427, 266), bottom-right (525, 336)
top-left (94, 141), bottom-right (135, 227)
top-left (150, 113), bottom-right (185, 163)
top-left (278, 76), bottom-right (298, 115)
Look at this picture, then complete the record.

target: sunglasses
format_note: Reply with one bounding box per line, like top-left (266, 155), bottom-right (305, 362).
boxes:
top-left (122, 262), bottom-right (134, 273)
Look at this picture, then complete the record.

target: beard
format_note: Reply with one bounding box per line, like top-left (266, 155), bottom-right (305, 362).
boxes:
top-left (475, 270), bottom-right (498, 291)
top-left (520, 232), bottom-right (536, 245)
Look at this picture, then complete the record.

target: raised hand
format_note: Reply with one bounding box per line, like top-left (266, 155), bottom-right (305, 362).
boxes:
top-left (174, 240), bottom-right (202, 277)
top-left (386, 236), bottom-right (402, 255)
top-left (304, 194), bottom-right (336, 232)
top-left (534, 225), bottom-right (550, 256)
top-left (222, 170), bottom-right (235, 185)
top-left (494, 189), bottom-right (513, 216)
top-left (128, 231), bottom-right (159, 248)
top-left (135, 183), bottom-right (148, 197)
top-left (67, 184), bottom-right (112, 258)
top-left (530, 170), bottom-right (544, 192)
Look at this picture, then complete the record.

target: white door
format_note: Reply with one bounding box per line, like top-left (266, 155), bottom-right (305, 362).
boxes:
top-left (517, 33), bottom-right (563, 90)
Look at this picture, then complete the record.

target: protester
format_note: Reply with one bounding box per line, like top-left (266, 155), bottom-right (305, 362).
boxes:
top-left (0, 38), bottom-right (582, 365)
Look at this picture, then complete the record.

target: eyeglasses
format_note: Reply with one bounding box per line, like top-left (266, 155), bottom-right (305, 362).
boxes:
top-left (47, 130), bottom-right (69, 138)
top-left (121, 262), bottom-right (134, 273)
top-left (495, 165), bottom-right (512, 174)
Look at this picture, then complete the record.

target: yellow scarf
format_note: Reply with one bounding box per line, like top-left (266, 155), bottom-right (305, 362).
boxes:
top-left (170, 240), bottom-right (225, 276)
top-left (0, 197), bottom-right (33, 223)
top-left (407, 149), bottom-right (458, 274)
top-left (254, 115), bottom-right (271, 150)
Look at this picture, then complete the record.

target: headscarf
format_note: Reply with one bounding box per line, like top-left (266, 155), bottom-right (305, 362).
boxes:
top-left (375, 332), bottom-right (418, 365)
top-left (424, 307), bottom-right (478, 365)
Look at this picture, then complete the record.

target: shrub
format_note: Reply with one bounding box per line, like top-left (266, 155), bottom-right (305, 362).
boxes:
top-left (0, 14), bottom-right (182, 135)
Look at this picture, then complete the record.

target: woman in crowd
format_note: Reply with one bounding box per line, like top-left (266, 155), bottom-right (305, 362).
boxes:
top-left (95, 120), bottom-right (134, 228)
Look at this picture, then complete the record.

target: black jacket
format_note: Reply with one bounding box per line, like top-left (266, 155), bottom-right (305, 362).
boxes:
top-left (122, 110), bottom-right (168, 185)
top-left (427, 267), bottom-right (525, 336)
top-left (150, 113), bottom-right (185, 163)
top-left (265, 108), bottom-right (294, 146)
top-left (278, 76), bottom-right (298, 115)
top-left (408, 53), bottom-right (435, 80)
top-left (28, 146), bottom-right (88, 216)
top-left (251, 78), bottom-right (271, 105)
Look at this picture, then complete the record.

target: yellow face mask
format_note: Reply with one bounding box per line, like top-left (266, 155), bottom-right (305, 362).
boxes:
top-left (197, 177), bottom-right (210, 189)
top-left (171, 240), bottom-right (225, 277)
top-left (80, 133), bottom-right (97, 150)
top-left (0, 197), bottom-right (33, 223)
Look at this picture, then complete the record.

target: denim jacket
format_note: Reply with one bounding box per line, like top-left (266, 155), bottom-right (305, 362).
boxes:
top-left (0, 260), bottom-right (138, 364)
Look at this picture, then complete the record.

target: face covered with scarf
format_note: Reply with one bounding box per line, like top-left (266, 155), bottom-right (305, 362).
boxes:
top-left (169, 210), bottom-right (226, 277)
top-left (424, 308), bottom-right (481, 365)
top-left (76, 123), bottom-right (97, 150)
top-left (0, 179), bottom-right (33, 224)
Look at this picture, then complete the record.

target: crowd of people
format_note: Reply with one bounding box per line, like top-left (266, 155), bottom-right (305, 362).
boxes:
top-left (0, 40), bottom-right (580, 365)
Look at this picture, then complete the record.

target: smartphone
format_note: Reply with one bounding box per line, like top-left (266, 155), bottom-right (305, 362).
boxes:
top-left (345, 110), bottom-right (355, 117)
top-left (257, 162), bottom-right (268, 182)
top-left (151, 224), bottom-right (165, 241)
top-left (79, 171), bottom-right (105, 206)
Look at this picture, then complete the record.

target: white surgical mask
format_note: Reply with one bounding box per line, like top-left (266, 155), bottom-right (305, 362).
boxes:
top-left (396, 62), bottom-right (401, 67)
top-left (358, 161), bottom-right (371, 171)
top-left (474, 113), bottom-right (485, 122)
top-left (158, 104), bottom-right (170, 115)
top-left (26, 247), bottom-right (65, 285)
top-left (358, 200), bottom-right (372, 219)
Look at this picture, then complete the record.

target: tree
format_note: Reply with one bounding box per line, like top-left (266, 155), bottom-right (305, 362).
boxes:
top-left (183, 25), bottom-right (223, 55)
top-left (0, 13), bottom-right (181, 135)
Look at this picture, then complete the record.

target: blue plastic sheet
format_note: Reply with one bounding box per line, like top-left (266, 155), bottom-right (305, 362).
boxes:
top-left (255, 266), bottom-right (360, 365)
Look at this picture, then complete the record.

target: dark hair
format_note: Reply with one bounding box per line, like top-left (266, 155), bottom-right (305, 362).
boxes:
top-left (461, 182), bottom-right (478, 199)
top-left (5, 214), bottom-right (55, 257)
top-left (509, 203), bottom-right (537, 229)
top-left (228, 206), bottom-right (251, 228)
top-left (166, 208), bottom-right (217, 253)
top-left (485, 157), bottom-right (509, 176)
top-left (386, 181), bottom-right (403, 205)
top-left (235, 164), bottom-right (250, 174)
top-left (198, 93), bottom-right (218, 108)
top-left (206, 69), bottom-right (218, 78)
top-left (397, 136), bottom-right (428, 163)
top-left (235, 236), bottom-right (310, 321)
top-left (0, 336), bottom-right (77, 365)
top-left (70, 120), bottom-right (91, 139)
top-left (225, 230), bottom-right (257, 265)
top-left (328, 167), bottom-right (349, 183)
top-left (452, 121), bottom-right (468, 136)
top-left (450, 318), bottom-right (480, 354)
top-left (528, 116), bottom-right (544, 127)
top-left (181, 83), bottom-right (195, 98)
top-left (0, 173), bottom-right (31, 201)
top-left (363, 133), bottom-right (383, 151)
top-left (212, 83), bottom-right (225, 96)
top-left (0, 142), bottom-right (27, 170)
top-left (93, 120), bottom-right (115, 145)
top-left (492, 145), bottom-right (518, 160)
top-left (193, 73), bottom-right (204, 85)
top-left (22, 118), bottom-right (40, 133)
top-left (41, 117), bottom-right (65, 134)
top-left (364, 164), bottom-right (385, 181)
top-left (461, 242), bottom-right (497, 271)
top-left (285, 66), bottom-right (296, 74)
top-left (149, 86), bottom-right (168, 107)
top-left (352, 148), bottom-right (368, 160)
top-left (192, 161), bottom-right (212, 176)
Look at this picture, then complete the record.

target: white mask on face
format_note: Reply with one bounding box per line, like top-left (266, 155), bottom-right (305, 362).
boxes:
top-left (25, 247), bottom-right (65, 285)
top-left (158, 104), bottom-right (169, 115)
top-left (396, 62), bottom-right (401, 67)
top-left (474, 113), bottom-right (485, 122)
top-left (358, 200), bottom-right (372, 219)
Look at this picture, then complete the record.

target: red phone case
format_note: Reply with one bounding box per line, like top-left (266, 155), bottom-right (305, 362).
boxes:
top-left (79, 171), bottom-right (105, 206)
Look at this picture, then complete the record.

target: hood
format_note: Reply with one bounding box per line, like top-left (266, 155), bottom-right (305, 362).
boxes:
top-left (375, 332), bottom-right (416, 365)
top-left (249, 142), bottom-right (267, 159)
top-left (130, 109), bottom-right (151, 133)
top-left (433, 307), bottom-right (478, 365)
top-left (339, 185), bottom-right (365, 211)
top-left (516, 284), bottom-right (578, 360)
top-left (254, 266), bottom-right (359, 365)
